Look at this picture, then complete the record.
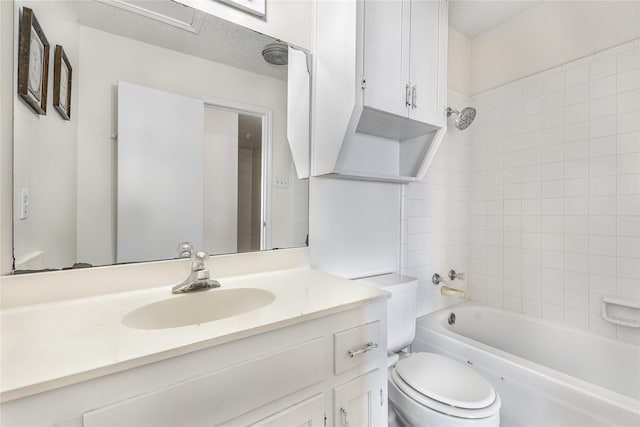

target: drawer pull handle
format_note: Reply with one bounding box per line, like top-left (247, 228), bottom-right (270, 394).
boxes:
top-left (348, 342), bottom-right (378, 358)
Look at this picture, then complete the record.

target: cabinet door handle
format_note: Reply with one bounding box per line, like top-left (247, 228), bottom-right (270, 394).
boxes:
top-left (340, 407), bottom-right (349, 427)
top-left (405, 84), bottom-right (411, 108)
top-left (412, 85), bottom-right (417, 109)
top-left (348, 341), bottom-right (378, 358)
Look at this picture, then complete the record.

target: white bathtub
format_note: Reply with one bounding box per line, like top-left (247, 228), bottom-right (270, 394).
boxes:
top-left (413, 302), bottom-right (640, 427)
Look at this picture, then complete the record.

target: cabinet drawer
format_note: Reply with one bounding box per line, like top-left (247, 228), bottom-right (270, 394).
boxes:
top-left (83, 338), bottom-right (325, 427)
top-left (334, 321), bottom-right (382, 374)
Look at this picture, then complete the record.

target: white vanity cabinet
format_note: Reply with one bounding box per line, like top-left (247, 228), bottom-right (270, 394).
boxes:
top-left (1, 300), bottom-right (387, 427)
top-left (360, 0), bottom-right (448, 128)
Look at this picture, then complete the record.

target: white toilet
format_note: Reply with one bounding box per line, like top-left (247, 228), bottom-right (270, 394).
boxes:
top-left (357, 274), bottom-right (501, 427)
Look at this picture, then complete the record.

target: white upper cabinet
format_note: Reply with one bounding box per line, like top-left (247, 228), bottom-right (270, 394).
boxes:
top-left (361, 0), bottom-right (448, 128)
top-left (313, 0), bottom-right (449, 182)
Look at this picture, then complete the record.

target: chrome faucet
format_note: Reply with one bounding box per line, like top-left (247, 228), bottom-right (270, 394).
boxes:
top-left (172, 250), bottom-right (221, 294)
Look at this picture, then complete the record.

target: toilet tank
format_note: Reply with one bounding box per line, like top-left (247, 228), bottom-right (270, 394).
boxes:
top-left (356, 274), bottom-right (419, 352)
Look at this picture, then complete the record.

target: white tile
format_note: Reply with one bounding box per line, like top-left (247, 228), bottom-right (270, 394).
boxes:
top-left (618, 153), bottom-right (640, 174)
top-left (564, 235), bottom-right (589, 254)
top-left (542, 198), bottom-right (563, 215)
top-left (617, 90), bottom-right (640, 113)
top-left (542, 303), bottom-right (564, 323)
top-left (504, 231), bottom-right (522, 248)
top-left (504, 215), bottom-right (522, 232)
top-left (565, 121), bottom-right (589, 142)
top-left (590, 255), bottom-right (617, 272)
top-left (522, 299), bottom-right (542, 317)
top-left (542, 126), bottom-right (564, 146)
top-left (618, 69), bottom-right (640, 93)
top-left (590, 75), bottom-right (617, 100)
top-left (564, 308), bottom-right (589, 330)
top-left (589, 196), bottom-right (617, 216)
top-left (589, 135), bottom-right (617, 158)
top-left (522, 78), bottom-right (543, 100)
top-left (522, 248), bottom-right (542, 266)
top-left (589, 156), bottom-right (617, 176)
top-left (589, 116), bottom-right (617, 139)
top-left (589, 176), bottom-right (617, 196)
top-left (564, 215), bottom-right (588, 235)
top-left (565, 64), bottom-right (589, 87)
top-left (523, 232), bottom-right (541, 249)
top-left (522, 215), bottom-right (541, 232)
top-left (589, 313), bottom-right (617, 339)
top-left (564, 252), bottom-right (589, 272)
top-left (503, 151), bottom-right (522, 167)
top-left (565, 289), bottom-right (589, 310)
top-left (564, 140), bottom-right (589, 160)
top-left (590, 235), bottom-right (617, 256)
top-left (565, 103), bottom-right (589, 125)
top-left (564, 197), bottom-right (588, 215)
top-left (618, 195), bottom-right (640, 216)
top-left (523, 113), bottom-right (543, 133)
top-left (543, 285), bottom-right (564, 304)
top-left (618, 236), bottom-right (640, 258)
top-left (618, 174), bottom-right (640, 195)
top-left (590, 215), bottom-right (617, 236)
top-left (565, 159), bottom-right (588, 179)
top-left (564, 178), bottom-right (588, 197)
top-left (523, 97), bottom-right (542, 116)
top-left (565, 83), bottom-right (589, 106)
top-left (616, 326), bottom-right (640, 345)
top-left (543, 71), bottom-right (565, 94)
top-left (589, 55), bottom-right (617, 81)
top-left (617, 47), bottom-right (640, 73)
top-left (543, 91), bottom-right (565, 111)
top-left (503, 294), bottom-right (522, 313)
top-left (618, 277), bottom-right (640, 299)
top-left (542, 215), bottom-right (563, 234)
top-left (543, 145), bottom-right (564, 163)
top-left (543, 180), bottom-right (564, 198)
top-left (522, 131), bottom-right (543, 149)
top-left (618, 256), bottom-right (640, 279)
top-left (618, 216), bottom-right (640, 237)
top-left (542, 163), bottom-right (563, 181)
top-left (522, 182), bottom-right (542, 198)
top-left (522, 148), bottom-right (542, 165)
top-left (503, 167), bottom-right (522, 184)
top-left (522, 199), bottom-right (541, 215)
top-left (590, 95), bottom-right (617, 120)
top-left (542, 233), bottom-right (563, 251)
top-left (617, 110), bottom-right (640, 134)
top-left (504, 199), bottom-right (522, 215)
top-left (542, 108), bottom-right (565, 130)
top-left (487, 200), bottom-right (503, 215)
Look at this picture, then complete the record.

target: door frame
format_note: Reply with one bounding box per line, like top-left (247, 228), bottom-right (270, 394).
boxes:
top-left (200, 96), bottom-right (273, 251)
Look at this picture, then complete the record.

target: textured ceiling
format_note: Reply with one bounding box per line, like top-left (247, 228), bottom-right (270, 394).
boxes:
top-left (449, 0), bottom-right (544, 38)
top-left (77, 0), bottom-right (288, 81)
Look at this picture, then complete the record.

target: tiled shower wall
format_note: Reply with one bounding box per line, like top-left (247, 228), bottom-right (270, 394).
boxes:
top-left (401, 89), bottom-right (473, 317)
top-left (468, 39), bottom-right (640, 344)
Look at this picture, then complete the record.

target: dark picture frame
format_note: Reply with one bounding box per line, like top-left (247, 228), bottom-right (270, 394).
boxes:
top-left (17, 7), bottom-right (50, 115)
top-left (53, 45), bottom-right (72, 120)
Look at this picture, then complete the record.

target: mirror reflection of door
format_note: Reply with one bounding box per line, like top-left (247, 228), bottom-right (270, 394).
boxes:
top-left (203, 107), bottom-right (263, 255)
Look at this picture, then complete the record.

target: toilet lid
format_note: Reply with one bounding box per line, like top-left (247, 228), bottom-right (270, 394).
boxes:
top-left (394, 353), bottom-right (496, 409)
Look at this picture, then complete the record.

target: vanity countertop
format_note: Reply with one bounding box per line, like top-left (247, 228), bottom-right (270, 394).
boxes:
top-left (0, 258), bottom-right (388, 402)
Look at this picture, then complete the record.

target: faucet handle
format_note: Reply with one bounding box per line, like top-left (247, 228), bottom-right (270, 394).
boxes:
top-left (177, 242), bottom-right (193, 258)
top-left (448, 269), bottom-right (465, 281)
top-left (192, 250), bottom-right (209, 271)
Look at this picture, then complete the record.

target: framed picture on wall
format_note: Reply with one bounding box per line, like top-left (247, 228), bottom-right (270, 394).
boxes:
top-left (217, 0), bottom-right (265, 17)
top-left (53, 45), bottom-right (72, 120)
top-left (17, 7), bottom-right (50, 115)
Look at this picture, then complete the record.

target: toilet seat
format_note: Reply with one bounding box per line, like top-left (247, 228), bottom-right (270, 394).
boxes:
top-left (390, 353), bottom-right (500, 419)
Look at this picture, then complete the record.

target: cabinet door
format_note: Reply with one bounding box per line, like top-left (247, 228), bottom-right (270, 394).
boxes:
top-left (248, 394), bottom-right (325, 427)
top-left (408, 0), bottom-right (448, 127)
top-left (362, 0), bottom-right (409, 117)
top-left (334, 370), bottom-right (384, 427)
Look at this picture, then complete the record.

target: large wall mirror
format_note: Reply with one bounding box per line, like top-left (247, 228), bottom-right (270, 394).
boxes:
top-left (12, 0), bottom-right (310, 272)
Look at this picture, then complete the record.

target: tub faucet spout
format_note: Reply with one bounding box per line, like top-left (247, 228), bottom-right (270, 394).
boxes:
top-left (172, 250), bottom-right (221, 294)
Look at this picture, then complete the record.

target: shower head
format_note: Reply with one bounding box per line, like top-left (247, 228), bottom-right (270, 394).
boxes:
top-left (447, 106), bottom-right (476, 130)
top-left (262, 43), bottom-right (288, 66)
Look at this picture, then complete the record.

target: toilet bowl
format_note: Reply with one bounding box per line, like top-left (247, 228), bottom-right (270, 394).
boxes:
top-left (356, 274), bottom-right (500, 427)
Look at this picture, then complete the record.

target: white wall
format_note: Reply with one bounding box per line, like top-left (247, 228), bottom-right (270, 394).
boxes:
top-left (1, 0), bottom-right (14, 275)
top-left (448, 27), bottom-right (471, 96)
top-left (12, 0), bottom-right (79, 269)
top-left (76, 26), bottom-right (292, 266)
top-left (469, 39), bottom-right (640, 344)
top-left (471, 1), bottom-right (640, 95)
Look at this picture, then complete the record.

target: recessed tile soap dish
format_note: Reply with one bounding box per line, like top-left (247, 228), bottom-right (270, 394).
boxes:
top-left (601, 297), bottom-right (640, 328)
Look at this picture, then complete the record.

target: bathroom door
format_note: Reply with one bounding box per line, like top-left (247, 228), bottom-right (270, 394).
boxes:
top-left (117, 81), bottom-right (204, 263)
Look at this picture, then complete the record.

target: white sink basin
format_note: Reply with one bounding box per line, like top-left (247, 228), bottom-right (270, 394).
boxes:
top-left (123, 288), bottom-right (275, 329)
